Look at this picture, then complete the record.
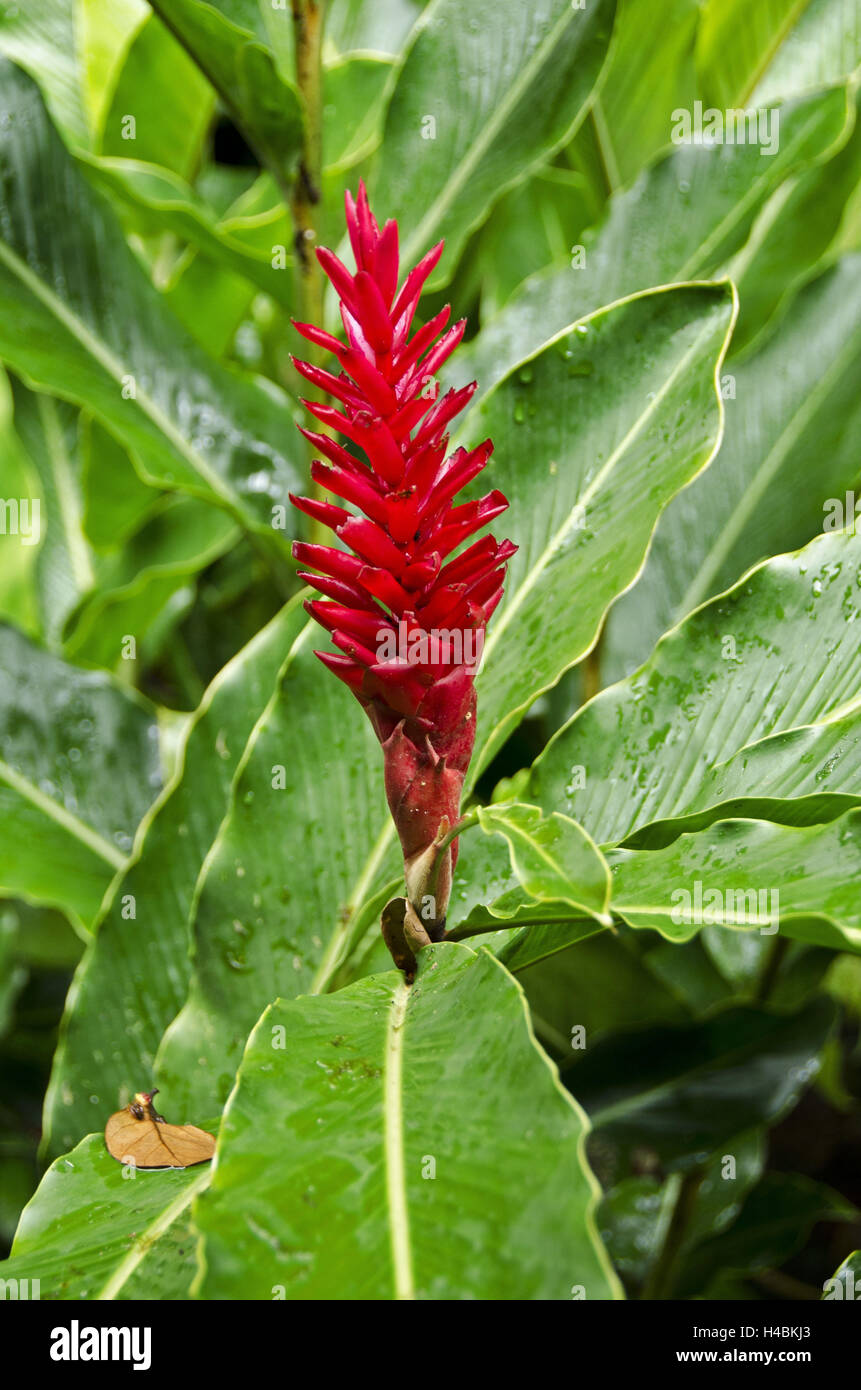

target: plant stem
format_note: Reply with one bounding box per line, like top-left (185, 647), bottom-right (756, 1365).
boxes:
top-left (641, 1167), bottom-right (705, 1300)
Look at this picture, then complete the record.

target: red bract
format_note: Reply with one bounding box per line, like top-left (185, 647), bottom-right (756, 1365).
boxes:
top-left (291, 182), bottom-right (515, 951)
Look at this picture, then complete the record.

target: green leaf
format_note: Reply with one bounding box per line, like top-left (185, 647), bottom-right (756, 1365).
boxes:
top-left (455, 85), bottom-right (848, 404)
top-left (0, 58), bottom-right (302, 546)
top-left (697, 0), bottom-right (861, 108)
top-left (373, 0), bottom-right (617, 281)
top-left (0, 623), bottom-right (161, 932)
top-left (322, 55), bottom-right (393, 169)
top-left (62, 496), bottom-right (238, 669)
top-left (824, 1248), bottom-right (861, 1298)
top-left (0, 0), bottom-right (90, 147)
top-left (604, 254), bottom-right (861, 680)
top-left (679, 1172), bottom-right (856, 1297)
top-left (728, 91), bottom-right (861, 355)
top-left (194, 941), bottom-right (620, 1300)
top-left (598, 1130), bottom-right (765, 1290)
top-left (464, 281), bottom-right (735, 773)
top-left (565, 997), bottom-right (835, 1164)
top-left (530, 529), bottom-right (861, 850)
top-left (80, 157), bottom-right (294, 310)
top-left (41, 596), bottom-right (307, 1159)
top-left (609, 811), bottom-right (861, 949)
top-left (98, 12), bottom-right (215, 178)
top-left (325, 0), bottom-right (424, 57)
top-left (153, 624), bottom-right (400, 1116)
top-left (146, 0), bottom-right (303, 193)
top-left (587, 0), bottom-right (701, 190)
top-left (475, 803), bottom-right (611, 925)
top-left (7, 378), bottom-right (95, 646)
top-left (0, 1133), bottom-right (210, 1299)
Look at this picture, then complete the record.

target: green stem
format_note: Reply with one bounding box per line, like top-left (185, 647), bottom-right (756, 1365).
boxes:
top-left (641, 1167), bottom-right (704, 1300)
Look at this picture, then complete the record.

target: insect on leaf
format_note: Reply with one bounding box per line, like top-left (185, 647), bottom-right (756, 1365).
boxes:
top-left (104, 1089), bottom-right (215, 1169)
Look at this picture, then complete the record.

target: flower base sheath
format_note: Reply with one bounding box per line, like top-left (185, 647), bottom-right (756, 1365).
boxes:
top-left (290, 183), bottom-right (514, 960)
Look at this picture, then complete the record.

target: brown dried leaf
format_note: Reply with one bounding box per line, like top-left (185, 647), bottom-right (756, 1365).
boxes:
top-left (105, 1089), bottom-right (215, 1168)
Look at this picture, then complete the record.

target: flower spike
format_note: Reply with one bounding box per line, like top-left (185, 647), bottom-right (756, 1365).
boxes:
top-left (291, 180), bottom-right (515, 964)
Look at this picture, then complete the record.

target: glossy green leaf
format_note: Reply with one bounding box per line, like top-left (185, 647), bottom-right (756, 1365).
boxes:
top-left (698, 0), bottom-right (861, 108)
top-left (604, 254), bottom-right (861, 680)
top-left (81, 157), bottom-right (294, 310)
top-left (679, 1173), bottom-right (856, 1297)
top-left (823, 1248), bottom-right (861, 1298)
top-left (373, 0), bottom-right (616, 281)
top-left (530, 529), bottom-right (861, 849)
top-left (587, 0), bottom-right (700, 190)
top-left (0, 1132), bottom-right (210, 1299)
top-left (98, 12), bottom-right (214, 178)
top-left (464, 281), bottom-right (735, 773)
top-left (729, 90), bottom-right (861, 354)
top-left (42, 596), bottom-right (307, 1159)
top-left (154, 624), bottom-right (400, 1116)
top-left (0, 623), bottom-right (161, 932)
top-left (0, 58), bottom-right (302, 546)
top-left (455, 85), bottom-right (848, 404)
top-left (0, 0), bottom-right (90, 147)
top-left (565, 996), bottom-right (835, 1163)
top-left (609, 810), bottom-right (861, 950)
top-left (195, 941), bottom-right (620, 1300)
top-left (475, 803), bottom-right (611, 925)
top-left (147, 0), bottom-right (302, 193)
top-left (62, 497), bottom-right (238, 669)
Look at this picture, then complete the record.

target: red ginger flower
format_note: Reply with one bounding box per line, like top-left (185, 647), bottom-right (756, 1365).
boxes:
top-left (290, 182), bottom-right (515, 943)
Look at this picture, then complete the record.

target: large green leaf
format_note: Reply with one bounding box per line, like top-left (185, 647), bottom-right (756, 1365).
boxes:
top-left (680, 1173), bottom-right (856, 1297)
top-left (565, 996), bottom-right (835, 1164)
top-left (0, 1132), bottom-right (209, 1299)
top-left (530, 529), bottom-right (861, 849)
top-left (0, 623), bottom-right (161, 932)
top-left (146, 0), bottom-right (302, 193)
top-left (604, 254), bottom-right (861, 680)
top-left (586, 0), bottom-right (701, 190)
top-left (728, 90), bottom-right (861, 355)
top-left (464, 281), bottom-right (735, 773)
top-left (455, 85), bottom-right (848, 404)
top-left (373, 0), bottom-right (616, 281)
top-left (98, 12), bottom-right (214, 179)
top-left (698, 0), bottom-right (861, 108)
top-left (42, 596), bottom-right (307, 1158)
top-left (194, 942), bottom-right (620, 1300)
top-left (154, 624), bottom-right (400, 1115)
top-left (0, 0), bottom-right (90, 147)
top-left (0, 58), bottom-right (302, 547)
top-left (609, 810), bottom-right (861, 950)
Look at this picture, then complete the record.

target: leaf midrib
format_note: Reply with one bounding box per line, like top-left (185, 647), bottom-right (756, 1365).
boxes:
top-left (384, 979), bottom-right (414, 1301)
top-left (95, 1165), bottom-right (211, 1300)
top-left (0, 236), bottom-right (234, 508)
top-left (480, 304), bottom-right (725, 667)
top-left (399, 0), bottom-right (591, 265)
top-left (0, 756), bottom-right (125, 870)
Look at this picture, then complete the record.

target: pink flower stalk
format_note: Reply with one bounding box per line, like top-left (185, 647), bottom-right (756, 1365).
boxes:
top-left (290, 182), bottom-right (515, 950)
